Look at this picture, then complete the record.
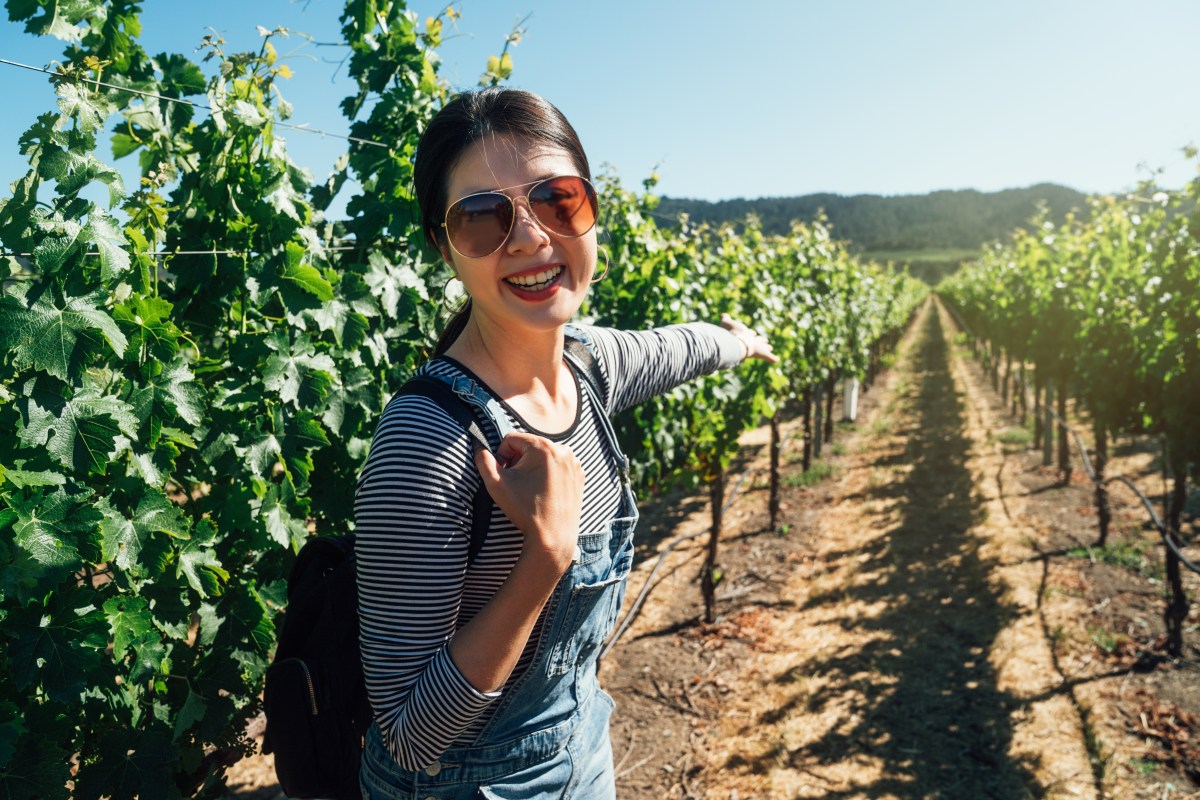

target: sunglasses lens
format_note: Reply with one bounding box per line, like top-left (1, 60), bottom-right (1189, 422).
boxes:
top-left (445, 193), bottom-right (513, 258)
top-left (528, 177), bottom-right (598, 238)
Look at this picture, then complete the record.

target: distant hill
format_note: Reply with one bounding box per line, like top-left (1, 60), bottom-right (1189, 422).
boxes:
top-left (654, 183), bottom-right (1091, 284)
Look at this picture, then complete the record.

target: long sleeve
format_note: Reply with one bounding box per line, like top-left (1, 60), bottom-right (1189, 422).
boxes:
top-left (353, 394), bottom-right (502, 771)
top-left (579, 322), bottom-right (746, 415)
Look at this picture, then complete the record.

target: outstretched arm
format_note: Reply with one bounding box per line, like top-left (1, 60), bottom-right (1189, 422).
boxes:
top-left (580, 317), bottom-right (777, 416)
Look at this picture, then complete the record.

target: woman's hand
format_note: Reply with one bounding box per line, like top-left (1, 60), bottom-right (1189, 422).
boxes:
top-left (720, 313), bottom-right (780, 363)
top-left (473, 432), bottom-right (584, 576)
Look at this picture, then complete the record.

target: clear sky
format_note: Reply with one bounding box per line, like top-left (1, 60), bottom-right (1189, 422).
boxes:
top-left (2, 0), bottom-right (1199, 218)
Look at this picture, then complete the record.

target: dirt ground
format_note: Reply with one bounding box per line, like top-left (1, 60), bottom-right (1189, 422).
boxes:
top-left (224, 297), bottom-right (1199, 799)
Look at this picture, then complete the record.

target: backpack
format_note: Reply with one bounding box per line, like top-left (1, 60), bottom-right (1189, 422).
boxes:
top-left (260, 327), bottom-right (606, 800)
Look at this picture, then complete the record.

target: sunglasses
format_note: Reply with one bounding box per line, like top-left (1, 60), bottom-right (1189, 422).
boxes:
top-left (439, 175), bottom-right (599, 259)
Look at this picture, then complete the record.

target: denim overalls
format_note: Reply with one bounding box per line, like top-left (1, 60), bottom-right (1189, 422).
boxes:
top-left (360, 328), bottom-right (638, 800)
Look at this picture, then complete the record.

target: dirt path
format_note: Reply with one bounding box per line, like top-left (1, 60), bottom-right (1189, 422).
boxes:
top-left (702, 299), bottom-right (1098, 799)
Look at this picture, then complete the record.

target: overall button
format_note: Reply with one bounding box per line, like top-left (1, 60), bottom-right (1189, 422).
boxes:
top-left (424, 760), bottom-right (442, 777)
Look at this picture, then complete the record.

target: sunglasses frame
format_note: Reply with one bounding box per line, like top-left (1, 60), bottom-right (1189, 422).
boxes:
top-left (439, 175), bottom-right (598, 260)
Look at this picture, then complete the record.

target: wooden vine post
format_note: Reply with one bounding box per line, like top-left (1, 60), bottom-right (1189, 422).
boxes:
top-left (1164, 451), bottom-right (1189, 657)
top-left (1092, 417), bottom-right (1111, 547)
top-left (769, 410), bottom-right (781, 532)
top-left (701, 466), bottom-right (726, 624)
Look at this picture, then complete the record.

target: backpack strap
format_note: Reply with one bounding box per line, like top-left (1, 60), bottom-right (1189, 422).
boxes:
top-left (394, 376), bottom-right (503, 566)
top-left (562, 324), bottom-right (608, 409)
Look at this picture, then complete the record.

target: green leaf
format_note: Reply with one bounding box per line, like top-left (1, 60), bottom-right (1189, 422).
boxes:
top-left (6, 589), bottom-right (108, 703)
top-left (177, 519), bottom-right (228, 598)
top-left (0, 287), bottom-right (127, 381)
top-left (9, 487), bottom-right (100, 568)
top-left (1, 468), bottom-right (67, 489)
top-left (99, 490), bottom-right (191, 574)
top-left (18, 388), bottom-right (138, 475)
top-left (73, 728), bottom-right (177, 800)
top-left (110, 131), bottom-right (140, 159)
top-left (82, 209), bottom-right (130, 279)
top-left (112, 295), bottom-right (177, 358)
top-left (41, 148), bottom-right (124, 206)
top-left (278, 242), bottom-right (334, 306)
top-left (102, 596), bottom-right (154, 660)
top-left (363, 250), bottom-right (427, 318)
top-left (257, 487), bottom-right (308, 550)
top-left (31, 219), bottom-right (84, 273)
top-left (7, 0), bottom-right (90, 41)
top-left (308, 298), bottom-right (369, 349)
top-left (56, 83), bottom-right (111, 135)
top-left (214, 583), bottom-right (274, 658)
top-left (276, 407), bottom-right (329, 492)
top-left (172, 687), bottom-right (207, 742)
top-left (130, 358), bottom-right (205, 427)
top-left (262, 329), bottom-right (336, 408)
top-left (239, 428), bottom-right (281, 477)
top-left (153, 52), bottom-right (206, 97)
top-left (230, 99), bottom-right (267, 128)
top-left (0, 730), bottom-right (71, 800)
top-left (321, 365), bottom-right (376, 439)
top-left (0, 703), bottom-right (23, 770)
top-left (196, 602), bottom-right (222, 648)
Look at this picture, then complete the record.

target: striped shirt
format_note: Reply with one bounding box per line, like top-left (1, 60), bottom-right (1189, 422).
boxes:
top-left (353, 322), bottom-right (746, 770)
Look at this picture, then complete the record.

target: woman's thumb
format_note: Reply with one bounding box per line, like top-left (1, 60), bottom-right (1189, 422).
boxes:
top-left (473, 444), bottom-right (502, 487)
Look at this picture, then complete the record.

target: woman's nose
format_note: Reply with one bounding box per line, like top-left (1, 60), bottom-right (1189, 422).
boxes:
top-left (505, 199), bottom-right (551, 253)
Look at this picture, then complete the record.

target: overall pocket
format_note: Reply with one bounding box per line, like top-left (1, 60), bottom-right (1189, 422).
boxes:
top-left (546, 528), bottom-right (634, 677)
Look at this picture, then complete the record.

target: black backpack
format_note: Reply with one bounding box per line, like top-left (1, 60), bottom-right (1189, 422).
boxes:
top-left (260, 334), bottom-right (606, 800)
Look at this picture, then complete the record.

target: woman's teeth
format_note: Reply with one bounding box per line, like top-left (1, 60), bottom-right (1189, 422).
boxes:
top-left (505, 265), bottom-right (564, 289)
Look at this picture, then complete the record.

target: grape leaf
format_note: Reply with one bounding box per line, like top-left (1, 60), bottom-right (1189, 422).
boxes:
top-left (130, 358), bottom-right (205, 427)
top-left (172, 687), bottom-right (207, 743)
top-left (82, 209), bottom-right (130, 279)
top-left (9, 487), bottom-right (101, 568)
top-left (262, 329), bottom-right (336, 408)
top-left (102, 595), bottom-right (153, 660)
top-left (112, 295), bottom-right (178, 359)
top-left (73, 728), bottom-right (176, 800)
top-left (0, 287), bottom-right (127, 381)
top-left (18, 388), bottom-right (138, 475)
top-left (56, 83), bottom-right (112, 136)
top-left (277, 241), bottom-right (334, 308)
top-left (177, 519), bottom-right (228, 598)
top-left (98, 490), bottom-right (191, 574)
top-left (6, 589), bottom-right (108, 703)
top-left (0, 730), bottom-right (71, 800)
top-left (0, 702), bottom-right (22, 769)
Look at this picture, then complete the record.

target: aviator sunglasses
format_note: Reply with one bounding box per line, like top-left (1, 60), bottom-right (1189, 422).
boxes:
top-left (439, 175), bottom-right (599, 259)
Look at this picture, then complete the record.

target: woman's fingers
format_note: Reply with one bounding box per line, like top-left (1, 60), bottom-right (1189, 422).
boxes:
top-left (720, 312), bottom-right (781, 362)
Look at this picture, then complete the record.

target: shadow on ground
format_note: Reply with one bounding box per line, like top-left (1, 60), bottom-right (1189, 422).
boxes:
top-left (724, 307), bottom-right (1040, 799)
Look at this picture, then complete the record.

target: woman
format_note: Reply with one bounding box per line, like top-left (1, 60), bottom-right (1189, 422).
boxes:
top-left (354, 87), bottom-right (777, 799)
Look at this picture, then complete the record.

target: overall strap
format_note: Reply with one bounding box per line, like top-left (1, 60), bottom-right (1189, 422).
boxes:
top-left (562, 325), bottom-right (629, 479)
top-left (562, 324), bottom-right (608, 409)
top-left (394, 376), bottom-right (506, 566)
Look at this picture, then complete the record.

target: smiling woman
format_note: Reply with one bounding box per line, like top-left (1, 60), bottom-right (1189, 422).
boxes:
top-left (352, 87), bottom-right (778, 800)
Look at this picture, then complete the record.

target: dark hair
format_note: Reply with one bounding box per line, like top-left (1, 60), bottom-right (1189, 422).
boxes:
top-left (414, 88), bottom-right (592, 357)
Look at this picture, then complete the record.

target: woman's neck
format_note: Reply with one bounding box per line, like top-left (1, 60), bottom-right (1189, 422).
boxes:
top-left (443, 314), bottom-right (568, 403)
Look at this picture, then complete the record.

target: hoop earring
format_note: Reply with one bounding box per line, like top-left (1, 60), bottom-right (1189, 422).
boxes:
top-left (590, 246), bottom-right (610, 285)
top-left (442, 276), bottom-right (467, 313)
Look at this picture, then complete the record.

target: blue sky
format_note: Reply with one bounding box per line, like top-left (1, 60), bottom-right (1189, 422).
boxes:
top-left (2, 0), bottom-right (1199, 218)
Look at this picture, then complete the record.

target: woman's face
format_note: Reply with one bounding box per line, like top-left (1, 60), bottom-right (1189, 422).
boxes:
top-left (440, 134), bottom-right (597, 337)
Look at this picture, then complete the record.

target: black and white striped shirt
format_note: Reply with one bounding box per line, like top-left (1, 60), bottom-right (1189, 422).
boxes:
top-left (353, 322), bottom-right (745, 770)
